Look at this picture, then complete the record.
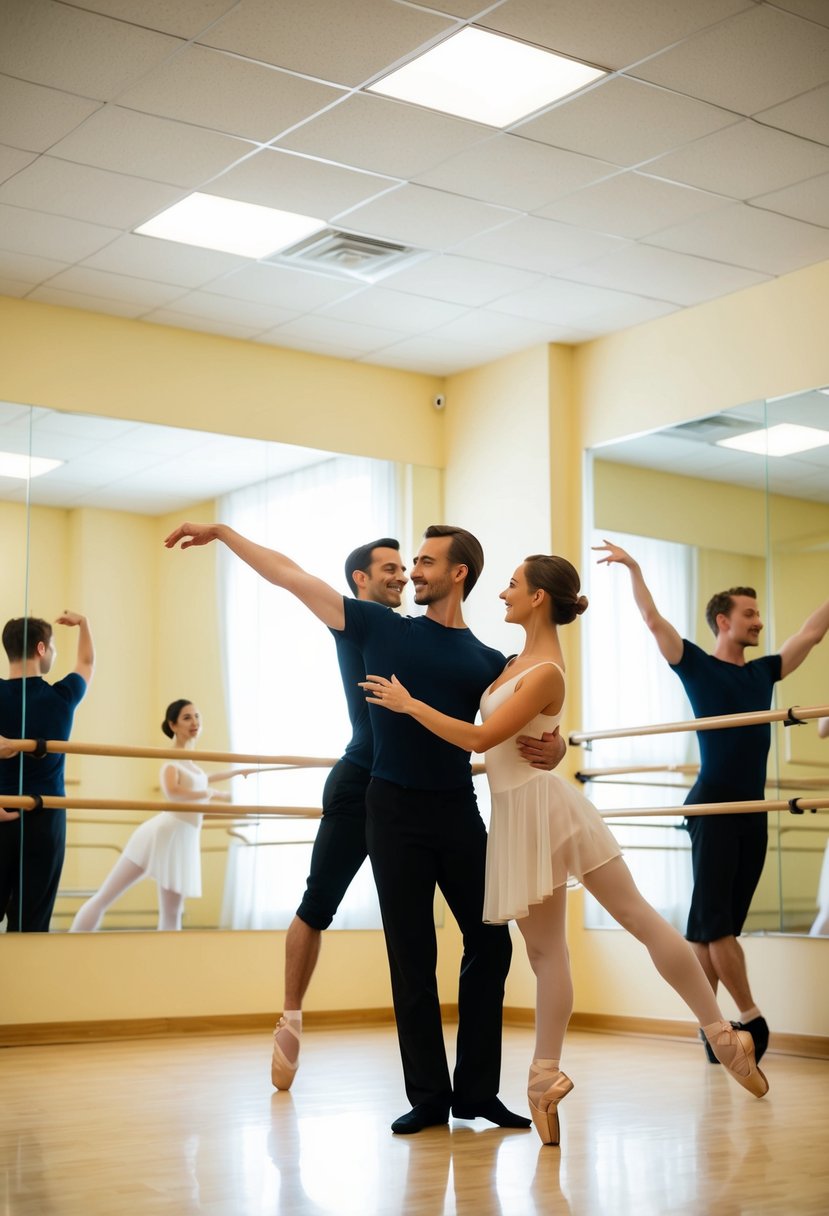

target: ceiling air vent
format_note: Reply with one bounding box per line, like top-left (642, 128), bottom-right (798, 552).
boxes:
top-left (663, 413), bottom-right (761, 445)
top-left (277, 228), bottom-right (420, 282)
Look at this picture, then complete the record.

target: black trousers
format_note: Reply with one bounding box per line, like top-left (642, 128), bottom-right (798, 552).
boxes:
top-left (295, 758), bottom-right (370, 931)
top-left (0, 808), bottom-right (66, 932)
top-left (366, 778), bottom-right (512, 1108)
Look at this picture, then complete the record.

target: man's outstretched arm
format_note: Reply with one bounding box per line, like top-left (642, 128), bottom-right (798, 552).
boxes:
top-left (594, 539), bottom-right (684, 665)
top-left (778, 595), bottom-right (829, 679)
top-left (164, 523), bottom-right (345, 630)
top-left (57, 612), bottom-right (95, 684)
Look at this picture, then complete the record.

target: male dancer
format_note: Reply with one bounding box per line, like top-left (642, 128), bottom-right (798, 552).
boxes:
top-left (167, 521), bottom-right (563, 1134)
top-left (597, 540), bottom-right (829, 1064)
top-left (0, 613), bottom-right (95, 930)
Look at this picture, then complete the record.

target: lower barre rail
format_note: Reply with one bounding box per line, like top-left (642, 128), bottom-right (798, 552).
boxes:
top-left (1, 794), bottom-right (321, 818)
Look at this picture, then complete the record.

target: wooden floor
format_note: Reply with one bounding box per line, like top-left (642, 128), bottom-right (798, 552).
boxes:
top-left (2, 1025), bottom-right (827, 1215)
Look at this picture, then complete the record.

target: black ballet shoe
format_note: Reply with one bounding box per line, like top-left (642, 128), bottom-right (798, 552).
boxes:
top-left (391, 1103), bottom-right (450, 1134)
top-left (699, 1027), bottom-right (721, 1065)
top-left (733, 1016), bottom-right (769, 1064)
top-left (451, 1097), bottom-right (531, 1129)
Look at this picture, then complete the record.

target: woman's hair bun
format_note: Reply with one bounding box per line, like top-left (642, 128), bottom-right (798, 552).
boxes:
top-left (574, 594), bottom-right (589, 616)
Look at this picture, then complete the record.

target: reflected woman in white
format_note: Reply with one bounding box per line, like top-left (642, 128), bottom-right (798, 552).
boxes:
top-left (363, 555), bottom-right (768, 1145)
top-left (71, 699), bottom-right (236, 932)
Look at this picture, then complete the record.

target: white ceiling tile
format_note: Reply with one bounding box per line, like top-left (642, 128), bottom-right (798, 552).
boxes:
top-left (65, 0), bottom-right (240, 39)
top-left (768, 0), bottom-right (829, 27)
top-left (117, 45), bottom-right (344, 142)
top-left (268, 313), bottom-right (406, 353)
top-left (276, 93), bottom-right (492, 180)
top-left (455, 216), bottom-right (628, 275)
top-left (383, 254), bottom-right (543, 307)
top-left (755, 83), bottom-right (829, 148)
top-left (143, 310), bottom-right (263, 341)
top-left (254, 330), bottom-right (366, 359)
top-left (434, 308), bottom-right (566, 347)
top-left (535, 171), bottom-right (731, 238)
top-left (206, 263), bottom-right (359, 311)
top-left (0, 144), bottom-right (37, 184)
top-left (0, 0), bottom-right (181, 101)
top-left (43, 266), bottom-right (188, 308)
top-left (478, 0), bottom-right (752, 73)
top-left (645, 120), bottom-right (829, 199)
top-left (405, 0), bottom-right (486, 14)
top-left (361, 335), bottom-right (501, 375)
top-left (414, 133), bottom-right (619, 211)
top-left (515, 77), bottom-right (739, 168)
top-left (577, 294), bottom-right (681, 333)
top-left (26, 285), bottom-right (146, 318)
top-left (319, 287), bottom-right (467, 332)
top-left (0, 156), bottom-right (183, 228)
top-left (81, 233), bottom-right (248, 287)
top-left (199, 0), bottom-right (455, 88)
top-left (159, 292), bottom-right (298, 330)
top-left (339, 184), bottom-right (514, 250)
top-left (754, 172), bottom-right (829, 227)
top-left (0, 203), bottom-right (120, 261)
top-left (203, 148), bottom-right (396, 220)
top-left (0, 75), bottom-right (102, 154)
top-left (0, 278), bottom-right (31, 298)
top-left (565, 243), bottom-right (770, 306)
top-left (630, 4), bottom-right (829, 115)
top-left (48, 106), bottom-right (258, 189)
top-left (647, 202), bottom-right (829, 275)
top-left (489, 277), bottom-right (678, 328)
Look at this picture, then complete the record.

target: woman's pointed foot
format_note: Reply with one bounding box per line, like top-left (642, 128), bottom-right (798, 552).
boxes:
top-left (271, 1015), bottom-right (301, 1090)
top-left (703, 1020), bottom-right (769, 1098)
top-left (528, 1059), bottom-right (574, 1146)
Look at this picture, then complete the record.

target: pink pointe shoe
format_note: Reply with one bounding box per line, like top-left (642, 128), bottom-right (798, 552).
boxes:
top-left (271, 1016), bottom-right (301, 1091)
top-left (528, 1060), bottom-right (574, 1146)
top-left (703, 1020), bottom-right (769, 1098)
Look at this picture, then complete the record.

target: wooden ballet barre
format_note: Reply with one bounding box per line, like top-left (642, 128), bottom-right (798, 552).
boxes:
top-left (0, 795), bottom-right (321, 818)
top-left (577, 762), bottom-right (699, 780)
top-left (570, 702), bottom-right (829, 746)
top-left (1, 738), bottom-right (340, 767)
top-left (600, 797), bottom-right (829, 819)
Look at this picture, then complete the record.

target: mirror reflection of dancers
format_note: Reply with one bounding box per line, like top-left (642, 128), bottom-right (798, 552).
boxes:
top-left (362, 555), bottom-right (769, 1146)
top-left (70, 699), bottom-right (238, 932)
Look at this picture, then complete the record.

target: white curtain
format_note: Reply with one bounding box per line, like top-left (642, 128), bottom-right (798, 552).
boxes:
top-left (217, 456), bottom-right (398, 929)
top-left (583, 531), bottom-right (697, 929)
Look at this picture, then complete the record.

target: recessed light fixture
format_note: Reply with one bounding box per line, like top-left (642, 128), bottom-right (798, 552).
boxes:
top-left (367, 27), bottom-right (606, 127)
top-left (0, 452), bottom-right (63, 480)
top-left (717, 423), bottom-right (829, 457)
top-left (135, 193), bottom-right (327, 258)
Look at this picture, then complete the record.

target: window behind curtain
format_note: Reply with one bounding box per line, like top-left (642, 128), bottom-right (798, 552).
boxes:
top-left (583, 531), bottom-right (697, 929)
top-left (217, 456), bottom-right (398, 929)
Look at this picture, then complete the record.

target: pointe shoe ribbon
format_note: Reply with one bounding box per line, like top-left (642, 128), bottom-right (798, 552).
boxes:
top-left (528, 1062), bottom-right (574, 1146)
top-left (271, 1016), bottom-right (301, 1091)
top-left (704, 1021), bottom-right (769, 1098)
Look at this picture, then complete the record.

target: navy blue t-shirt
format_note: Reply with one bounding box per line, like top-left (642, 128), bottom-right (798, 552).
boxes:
top-left (671, 640), bottom-right (781, 801)
top-left (332, 630), bottom-right (373, 771)
top-left (0, 673), bottom-right (87, 800)
top-left (340, 599), bottom-right (506, 790)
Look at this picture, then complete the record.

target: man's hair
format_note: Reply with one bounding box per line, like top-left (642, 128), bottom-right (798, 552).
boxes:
top-left (423, 524), bottom-right (484, 600)
top-left (344, 538), bottom-right (400, 597)
top-left (704, 587), bottom-right (757, 637)
top-left (2, 617), bottom-right (53, 662)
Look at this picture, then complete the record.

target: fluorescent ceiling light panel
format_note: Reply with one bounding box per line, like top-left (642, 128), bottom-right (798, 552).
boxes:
top-left (135, 193), bottom-right (326, 258)
top-left (717, 423), bottom-right (829, 457)
top-left (0, 452), bottom-right (63, 480)
top-left (367, 27), bottom-right (606, 127)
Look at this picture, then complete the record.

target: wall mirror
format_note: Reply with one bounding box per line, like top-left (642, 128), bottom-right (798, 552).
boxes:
top-left (1, 400), bottom-right (442, 932)
top-left (583, 387), bottom-right (829, 937)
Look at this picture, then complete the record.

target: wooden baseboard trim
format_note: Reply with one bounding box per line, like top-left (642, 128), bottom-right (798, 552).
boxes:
top-left (3, 1006), bottom-right (827, 1059)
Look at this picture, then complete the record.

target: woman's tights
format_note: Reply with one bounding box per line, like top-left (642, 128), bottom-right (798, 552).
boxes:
top-left (70, 855), bottom-right (185, 931)
top-left (519, 856), bottom-right (723, 1059)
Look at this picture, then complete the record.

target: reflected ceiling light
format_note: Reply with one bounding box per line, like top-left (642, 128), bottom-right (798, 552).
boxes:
top-left (717, 423), bottom-right (829, 457)
top-left (367, 27), bottom-right (606, 127)
top-left (135, 193), bottom-right (327, 258)
top-left (0, 452), bottom-right (63, 480)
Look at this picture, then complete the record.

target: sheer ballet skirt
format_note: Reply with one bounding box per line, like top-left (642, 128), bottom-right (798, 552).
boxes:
top-left (121, 760), bottom-right (208, 897)
top-left (481, 661), bottom-right (621, 925)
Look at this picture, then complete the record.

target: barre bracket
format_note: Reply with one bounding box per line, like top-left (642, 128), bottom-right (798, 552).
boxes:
top-left (783, 707), bottom-right (806, 727)
top-left (31, 738), bottom-right (49, 758)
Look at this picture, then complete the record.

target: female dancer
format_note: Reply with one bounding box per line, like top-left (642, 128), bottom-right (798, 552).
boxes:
top-left (362, 555), bottom-right (768, 1145)
top-left (71, 699), bottom-right (237, 932)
